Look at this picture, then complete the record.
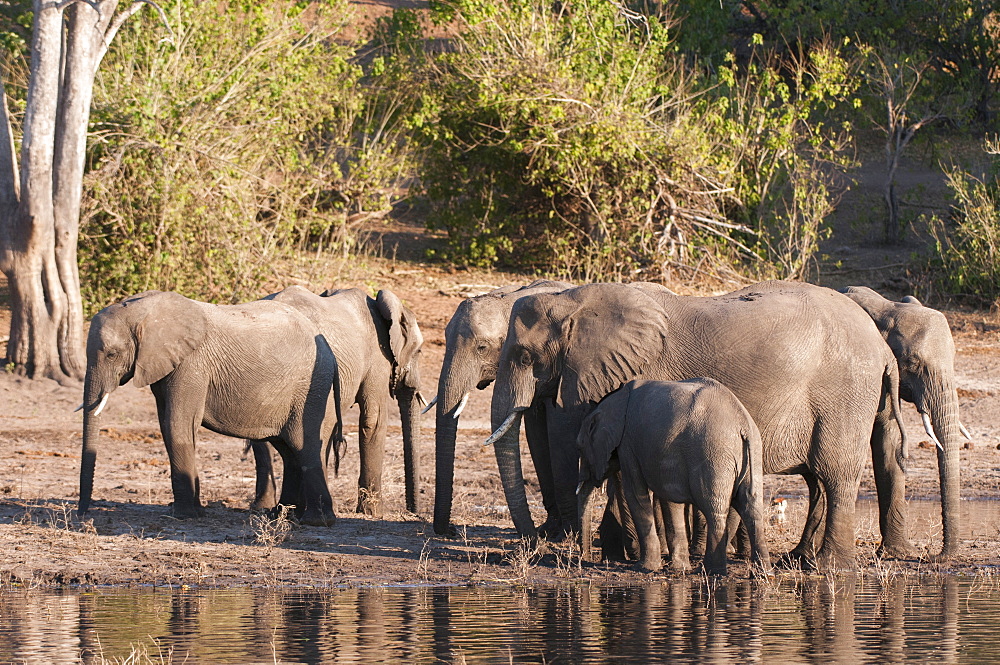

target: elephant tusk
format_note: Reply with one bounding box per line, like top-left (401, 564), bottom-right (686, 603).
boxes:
top-left (960, 421), bottom-right (973, 441)
top-left (74, 403), bottom-right (84, 413)
top-left (483, 410), bottom-right (520, 447)
top-left (921, 412), bottom-right (944, 451)
top-left (415, 391), bottom-right (429, 409)
top-left (453, 393), bottom-right (469, 420)
top-left (420, 394), bottom-right (438, 415)
top-left (576, 480), bottom-right (584, 495)
top-left (93, 393), bottom-right (110, 417)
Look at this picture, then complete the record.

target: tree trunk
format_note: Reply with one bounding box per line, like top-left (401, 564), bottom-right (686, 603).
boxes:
top-left (0, 0), bottom-right (135, 381)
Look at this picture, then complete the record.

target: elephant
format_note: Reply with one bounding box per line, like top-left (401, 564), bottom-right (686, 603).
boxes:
top-left (576, 378), bottom-right (770, 575)
top-left (841, 285), bottom-right (968, 558)
top-left (78, 291), bottom-right (344, 525)
top-left (252, 285), bottom-right (425, 517)
top-left (487, 280), bottom-right (907, 570)
top-left (429, 279), bottom-right (573, 536)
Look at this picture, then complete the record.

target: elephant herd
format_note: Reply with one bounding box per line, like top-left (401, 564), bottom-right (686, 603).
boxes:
top-left (77, 279), bottom-right (967, 574)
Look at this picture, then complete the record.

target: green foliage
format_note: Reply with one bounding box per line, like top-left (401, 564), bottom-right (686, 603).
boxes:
top-left (933, 142), bottom-right (1000, 303)
top-left (700, 41), bottom-right (858, 279)
top-left (413, 1), bottom-right (856, 281)
top-left (416, 0), bottom-right (727, 280)
top-left (79, 0), bottom-right (412, 311)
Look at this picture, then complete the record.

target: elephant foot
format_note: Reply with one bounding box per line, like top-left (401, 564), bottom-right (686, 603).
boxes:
top-left (356, 489), bottom-right (382, 517)
top-left (538, 517), bottom-right (574, 542)
top-left (249, 497), bottom-right (278, 513)
top-left (299, 510), bottom-right (337, 527)
top-left (777, 550), bottom-right (816, 571)
top-left (536, 514), bottom-right (563, 539)
top-left (638, 558), bottom-right (662, 573)
top-left (170, 503), bottom-right (206, 519)
top-left (433, 522), bottom-right (459, 538)
top-left (877, 539), bottom-right (916, 560)
top-left (669, 555), bottom-right (691, 573)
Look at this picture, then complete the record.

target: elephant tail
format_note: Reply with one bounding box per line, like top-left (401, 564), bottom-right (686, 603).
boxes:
top-left (328, 352), bottom-right (347, 476)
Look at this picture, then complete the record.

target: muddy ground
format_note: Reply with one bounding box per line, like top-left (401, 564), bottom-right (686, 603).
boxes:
top-left (1, 258), bottom-right (999, 588)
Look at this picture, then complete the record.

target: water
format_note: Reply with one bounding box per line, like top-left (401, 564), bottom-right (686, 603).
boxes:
top-left (4, 499), bottom-right (1000, 663)
top-left (3, 576), bottom-right (1000, 663)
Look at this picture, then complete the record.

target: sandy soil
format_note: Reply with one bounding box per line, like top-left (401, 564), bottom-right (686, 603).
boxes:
top-left (1, 257), bottom-right (999, 588)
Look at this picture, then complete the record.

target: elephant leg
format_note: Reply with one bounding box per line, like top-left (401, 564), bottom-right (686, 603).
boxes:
top-left (653, 497), bottom-right (669, 556)
top-left (871, 411), bottom-right (912, 557)
top-left (790, 472), bottom-right (826, 564)
top-left (357, 393), bottom-right (388, 516)
top-left (152, 385), bottom-right (205, 518)
top-left (600, 471), bottom-right (640, 561)
top-left (665, 501), bottom-right (691, 572)
top-left (524, 403), bottom-right (560, 537)
top-left (728, 509), bottom-right (750, 559)
top-left (286, 426), bottom-right (335, 527)
top-left (271, 443), bottom-right (301, 513)
top-left (621, 469), bottom-right (660, 572)
top-left (546, 408), bottom-right (584, 538)
top-left (703, 507), bottom-right (729, 576)
top-left (248, 440), bottom-right (278, 512)
top-left (817, 474), bottom-right (862, 571)
top-left (688, 506), bottom-right (707, 558)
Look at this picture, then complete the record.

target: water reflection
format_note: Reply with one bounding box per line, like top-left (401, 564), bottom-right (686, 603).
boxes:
top-left (0, 575), bottom-right (995, 663)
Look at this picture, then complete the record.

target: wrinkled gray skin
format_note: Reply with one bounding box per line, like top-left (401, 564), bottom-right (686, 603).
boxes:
top-left (577, 379), bottom-right (770, 575)
top-left (489, 281), bottom-right (907, 570)
top-left (431, 280), bottom-right (572, 536)
top-left (841, 285), bottom-right (965, 558)
top-left (79, 291), bottom-right (344, 525)
top-left (252, 286), bottom-right (425, 516)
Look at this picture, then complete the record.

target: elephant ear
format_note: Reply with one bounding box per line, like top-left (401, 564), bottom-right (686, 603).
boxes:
top-left (133, 292), bottom-right (209, 388)
top-left (375, 289), bottom-right (423, 387)
top-left (375, 289), bottom-right (406, 364)
top-left (577, 400), bottom-right (624, 481)
top-left (556, 287), bottom-right (669, 408)
top-left (901, 295), bottom-right (923, 306)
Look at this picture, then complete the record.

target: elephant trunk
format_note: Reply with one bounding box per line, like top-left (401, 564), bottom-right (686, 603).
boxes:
top-left (79, 372), bottom-right (108, 514)
top-left (432, 351), bottom-right (476, 535)
top-left (491, 371), bottom-right (536, 537)
top-left (578, 479), bottom-right (599, 562)
top-left (398, 385), bottom-right (421, 514)
top-left (926, 377), bottom-right (962, 557)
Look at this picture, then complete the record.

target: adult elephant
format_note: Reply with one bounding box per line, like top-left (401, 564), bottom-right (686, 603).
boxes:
top-left (841, 285), bottom-right (968, 558)
top-left (487, 281), bottom-right (907, 570)
top-left (79, 291), bottom-right (344, 525)
top-left (428, 280), bottom-right (574, 536)
top-left (254, 286), bottom-right (425, 516)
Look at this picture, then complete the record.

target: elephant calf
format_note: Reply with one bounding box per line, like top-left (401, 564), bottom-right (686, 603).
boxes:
top-left (576, 378), bottom-right (770, 576)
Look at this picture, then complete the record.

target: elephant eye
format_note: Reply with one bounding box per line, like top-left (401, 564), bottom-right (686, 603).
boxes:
top-left (104, 350), bottom-right (118, 360)
top-left (519, 349), bottom-right (532, 367)
top-left (476, 342), bottom-right (488, 355)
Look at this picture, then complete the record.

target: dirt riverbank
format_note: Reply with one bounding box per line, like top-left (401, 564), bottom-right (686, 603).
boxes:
top-left (1, 260), bottom-right (999, 588)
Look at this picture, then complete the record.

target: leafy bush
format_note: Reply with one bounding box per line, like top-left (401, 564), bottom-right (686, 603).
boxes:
top-left (79, 0), bottom-right (412, 310)
top-left (700, 40), bottom-right (858, 279)
top-left (413, 2), bottom-right (856, 282)
top-left (933, 141), bottom-right (1000, 304)
top-left (415, 0), bottom-right (741, 281)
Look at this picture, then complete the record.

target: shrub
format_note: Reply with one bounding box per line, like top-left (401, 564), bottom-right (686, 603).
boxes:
top-left (415, 2), bottom-right (857, 282)
top-left (933, 139), bottom-right (1000, 304)
top-left (79, 0), bottom-right (412, 311)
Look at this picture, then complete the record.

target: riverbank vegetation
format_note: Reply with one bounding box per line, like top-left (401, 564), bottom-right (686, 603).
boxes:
top-left (2, 0), bottom-right (998, 310)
